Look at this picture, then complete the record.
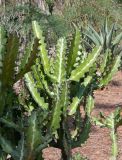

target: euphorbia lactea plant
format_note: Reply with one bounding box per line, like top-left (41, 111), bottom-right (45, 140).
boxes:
top-left (0, 21), bottom-right (121, 160)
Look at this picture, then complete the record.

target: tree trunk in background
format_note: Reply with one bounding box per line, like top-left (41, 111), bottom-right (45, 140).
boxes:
top-left (0, 0), bottom-right (48, 12)
top-left (37, 0), bottom-right (47, 11)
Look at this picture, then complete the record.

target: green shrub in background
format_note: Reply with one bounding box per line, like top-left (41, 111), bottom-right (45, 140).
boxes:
top-left (0, 3), bottom-right (70, 44)
top-left (52, 0), bottom-right (122, 30)
top-left (83, 19), bottom-right (122, 71)
top-left (84, 19), bottom-right (122, 52)
top-left (0, 0), bottom-right (122, 44)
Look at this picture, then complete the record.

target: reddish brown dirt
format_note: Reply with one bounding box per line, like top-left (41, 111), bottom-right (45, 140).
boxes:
top-left (43, 71), bottom-right (122, 160)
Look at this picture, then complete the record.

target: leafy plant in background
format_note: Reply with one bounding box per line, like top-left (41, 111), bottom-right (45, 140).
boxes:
top-left (53, 0), bottom-right (122, 28)
top-left (83, 20), bottom-right (122, 85)
top-left (1, 0), bottom-right (122, 45)
top-left (84, 19), bottom-right (122, 53)
top-left (93, 107), bottom-right (122, 160)
top-left (0, 3), bottom-right (70, 44)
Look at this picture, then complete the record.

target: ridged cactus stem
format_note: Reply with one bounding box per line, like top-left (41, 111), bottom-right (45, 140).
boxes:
top-left (57, 116), bottom-right (72, 160)
top-left (110, 113), bottom-right (118, 160)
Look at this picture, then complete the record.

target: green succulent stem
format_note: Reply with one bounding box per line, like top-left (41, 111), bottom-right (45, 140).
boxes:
top-left (110, 114), bottom-right (118, 160)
